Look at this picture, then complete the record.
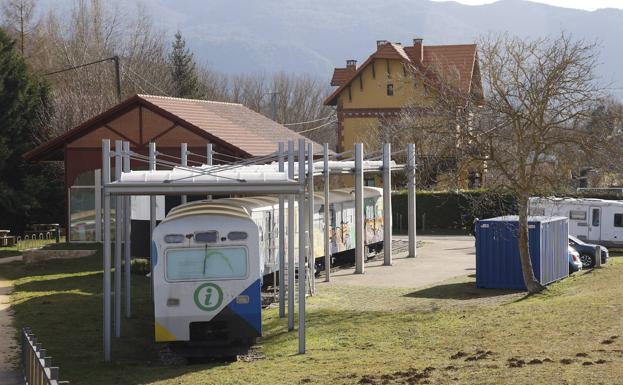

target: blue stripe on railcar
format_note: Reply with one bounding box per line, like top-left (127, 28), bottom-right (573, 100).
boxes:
top-left (226, 279), bottom-right (262, 334)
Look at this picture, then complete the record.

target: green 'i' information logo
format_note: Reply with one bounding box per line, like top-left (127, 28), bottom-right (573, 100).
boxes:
top-left (193, 283), bottom-right (223, 312)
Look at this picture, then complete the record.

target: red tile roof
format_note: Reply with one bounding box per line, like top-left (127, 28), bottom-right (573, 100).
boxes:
top-left (331, 67), bottom-right (356, 86)
top-left (325, 41), bottom-right (480, 106)
top-left (140, 95), bottom-right (323, 156)
top-left (24, 94), bottom-right (326, 161)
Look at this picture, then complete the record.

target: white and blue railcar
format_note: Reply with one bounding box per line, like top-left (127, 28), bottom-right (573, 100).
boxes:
top-left (152, 203), bottom-right (263, 355)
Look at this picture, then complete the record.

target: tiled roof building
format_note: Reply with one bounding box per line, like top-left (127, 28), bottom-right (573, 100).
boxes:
top-left (324, 39), bottom-right (483, 154)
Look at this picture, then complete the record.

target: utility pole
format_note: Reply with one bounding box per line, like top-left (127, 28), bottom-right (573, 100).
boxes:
top-left (269, 91), bottom-right (278, 122)
top-left (45, 56), bottom-right (122, 102)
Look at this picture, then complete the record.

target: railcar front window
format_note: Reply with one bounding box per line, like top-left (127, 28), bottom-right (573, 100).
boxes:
top-left (166, 247), bottom-right (248, 281)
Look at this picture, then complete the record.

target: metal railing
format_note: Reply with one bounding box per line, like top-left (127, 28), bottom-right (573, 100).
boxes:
top-left (22, 327), bottom-right (69, 385)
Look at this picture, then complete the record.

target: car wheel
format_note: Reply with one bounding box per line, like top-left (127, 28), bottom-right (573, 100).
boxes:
top-left (579, 254), bottom-right (595, 269)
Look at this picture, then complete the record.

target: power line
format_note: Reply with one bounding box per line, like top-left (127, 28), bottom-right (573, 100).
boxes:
top-left (123, 65), bottom-right (170, 97)
top-left (296, 119), bottom-right (337, 134)
top-left (284, 114), bottom-right (335, 126)
top-left (44, 56), bottom-right (118, 76)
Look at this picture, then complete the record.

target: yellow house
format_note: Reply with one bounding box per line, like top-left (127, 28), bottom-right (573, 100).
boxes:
top-left (324, 39), bottom-right (483, 186)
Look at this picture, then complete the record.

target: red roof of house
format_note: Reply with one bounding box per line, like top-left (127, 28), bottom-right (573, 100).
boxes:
top-left (331, 67), bottom-right (356, 86)
top-left (325, 41), bottom-right (480, 106)
top-left (24, 94), bottom-right (325, 161)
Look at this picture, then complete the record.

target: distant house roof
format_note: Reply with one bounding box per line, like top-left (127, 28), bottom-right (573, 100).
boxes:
top-left (331, 67), bottom-right (356, 86)
top-left (24, 94), bottom-right (324, 161)
top-left (325, 40), bottom-right (481, 106)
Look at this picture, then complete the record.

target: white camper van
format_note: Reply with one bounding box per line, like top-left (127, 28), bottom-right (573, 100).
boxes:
top-left (529, 197), bottom-right (623, 247)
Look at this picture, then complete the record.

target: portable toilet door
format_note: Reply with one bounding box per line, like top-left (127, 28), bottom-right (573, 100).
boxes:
top-left (588, 206), bottom-right (602, 243)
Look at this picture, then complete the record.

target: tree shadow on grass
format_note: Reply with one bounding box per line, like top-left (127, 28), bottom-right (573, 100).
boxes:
top-left (403, 281), bottom-right (522, 300)
top-left (0, 250), bottom-right (21, 258)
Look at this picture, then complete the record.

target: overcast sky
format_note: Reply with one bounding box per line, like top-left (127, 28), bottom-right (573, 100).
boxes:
top-left (431, 0), bottom-right (623, 11)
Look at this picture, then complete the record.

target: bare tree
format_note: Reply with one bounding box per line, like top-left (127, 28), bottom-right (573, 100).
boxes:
top-left (27, 0), bottom-right (171, 137)
top-left (228, 71), bottom-right (335, 145)
top-left (396, 33), bottom-right (618, 293)
top-left (1, 0), bottom-right (37, 55)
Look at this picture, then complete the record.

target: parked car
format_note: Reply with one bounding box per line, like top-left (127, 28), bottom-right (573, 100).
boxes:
top-left (568, 235), bottom-right (609, 268)
top-left (568, 246), bottom-right (582, 274)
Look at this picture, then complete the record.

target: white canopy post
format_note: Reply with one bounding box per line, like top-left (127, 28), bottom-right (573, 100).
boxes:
top-left (206, 143), bottom-right (213, 200)
top-left (287, 140), bottom-right (295, 331)
top-left (323, 143), bottom-right (331, 282)
top-left (383, 143), bottom-right (392, 266)
top-left (122, 141), bottom-right (132, 318)
top-left (298, 138), bottom-right (306, 354)
top-left (102, 139), bottom-right (112, 362)
top-left (354, 143), bottom-right (364, 274)
top-left (407, 143), bottom-right (417, 258)
top-left (95, 169), bottom-right (102, 243)
top-left (114, 139), bottom-right (123, 338)
top-left (149, 143), bottom-right (156, 265)
top-left (180, 143), bottom-right (188, 204)
top-left (278, 142), bottom-right (286, 318)
top-left (307, 142), bottom-right (315, 294)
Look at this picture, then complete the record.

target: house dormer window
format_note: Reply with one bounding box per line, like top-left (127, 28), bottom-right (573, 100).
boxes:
top-left (387, 84), bottom-right (394, 96)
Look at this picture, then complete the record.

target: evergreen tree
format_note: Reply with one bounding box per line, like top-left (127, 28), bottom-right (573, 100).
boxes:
top-left (169, 31), bottom-right (201, 98)
top-left (0, 27), bottom-right (64, 233)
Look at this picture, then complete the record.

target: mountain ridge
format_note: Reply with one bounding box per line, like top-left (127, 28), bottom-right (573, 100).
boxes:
top-left (36, 0), bottom-right (623, 97)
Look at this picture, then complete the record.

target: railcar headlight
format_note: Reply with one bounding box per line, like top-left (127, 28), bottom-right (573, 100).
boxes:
top-left (236, 295), bottom-right (250, 304)
top-left (167, 298), bottom-right (180, 307)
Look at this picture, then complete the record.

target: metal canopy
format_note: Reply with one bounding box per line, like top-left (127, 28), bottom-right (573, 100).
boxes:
top-left (105, 181), bottom-right (303, 195)
top-left (99, 138), bottom-right (417, 363)
top-left (106, 166), bottom-right (302, 195)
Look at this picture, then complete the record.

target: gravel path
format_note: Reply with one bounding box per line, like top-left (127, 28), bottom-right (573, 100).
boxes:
top-left (0, 278), bottom-right (21, 385)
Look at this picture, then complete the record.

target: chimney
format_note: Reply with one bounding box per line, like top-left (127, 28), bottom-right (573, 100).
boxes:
top-left (376, 40), bottom-right (389, 48)
top-left (346, 59), bottom-right (357, 69)
top-left (413, 38), bottom-right (424, 62)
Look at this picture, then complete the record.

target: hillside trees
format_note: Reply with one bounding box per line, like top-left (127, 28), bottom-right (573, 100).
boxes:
top-left (0, 28), bottom-right (64, 232)
top-left (0, 0), bottom-right (333, 143)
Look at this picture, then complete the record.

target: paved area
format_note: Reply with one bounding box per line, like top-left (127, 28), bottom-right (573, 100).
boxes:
top-left (0, 256), bottom-right (22, 265)
top-left (0, 278), bottom-right (20, 385)
top-left (320, 235), bottom-right (475, 289)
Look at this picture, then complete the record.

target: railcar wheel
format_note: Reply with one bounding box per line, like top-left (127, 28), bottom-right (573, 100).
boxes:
top-left (158, 345), bottom-right (188, 366)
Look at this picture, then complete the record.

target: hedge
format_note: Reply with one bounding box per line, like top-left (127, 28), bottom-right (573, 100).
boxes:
top-left (391, 190), bottom-right (623, 232)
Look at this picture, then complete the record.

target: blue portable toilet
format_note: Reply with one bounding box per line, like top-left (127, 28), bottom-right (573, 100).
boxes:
top-left (475, 216), bottom-right (569, 290)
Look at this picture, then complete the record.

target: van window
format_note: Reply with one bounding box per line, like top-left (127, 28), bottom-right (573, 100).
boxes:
top-left (166, 247), bottom-right (248, 281)
top-left (592, 208), bottom-right (600, 227)
top-left (614, 214), bottom-right (623, 228)
top-left (569, 210), bottom-right (586, 220)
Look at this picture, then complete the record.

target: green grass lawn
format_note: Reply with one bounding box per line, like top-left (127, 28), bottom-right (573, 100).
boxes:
top-left (0, 249), bottom-right (621, 385)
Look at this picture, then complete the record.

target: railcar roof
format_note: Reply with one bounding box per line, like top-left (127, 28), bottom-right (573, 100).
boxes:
top-left (167, 187), bottom-right (383, 214)
top-left (163, 204), bottom-right (251, 222)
